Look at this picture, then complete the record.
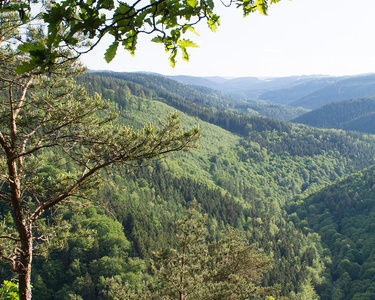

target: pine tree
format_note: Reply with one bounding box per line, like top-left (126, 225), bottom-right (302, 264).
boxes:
top-left (0, 12), bottom-right (199, 300)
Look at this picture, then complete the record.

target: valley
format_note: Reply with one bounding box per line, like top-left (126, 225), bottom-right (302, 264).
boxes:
top-left (18, 72), bottom-right (375, 299)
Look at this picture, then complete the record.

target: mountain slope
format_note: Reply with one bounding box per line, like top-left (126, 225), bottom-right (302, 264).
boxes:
top-left (164, 73), bottom-right (375, 110)
top-left (292, 74), bottom-right (375, 109)
top-left (289, 165), bottom-right (375, 299)
top-left (292, 96), bottom-right (375, 133)
top-left (259, 77), bottom-right (339, 105)
top-left (12, 71), bottom-right (375, 299)
top-left (79, 72), bottom-right (375, 203)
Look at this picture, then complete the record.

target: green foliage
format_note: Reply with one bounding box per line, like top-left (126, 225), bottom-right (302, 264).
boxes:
top-left (69, 72), bottom-right (375, 298)
top-left (2, 12), bottom-right (375, 298)
top-left (289, 165), bottom-right (375, 299)
top-left (0, 281), bottom-right (19, 300)
top-left (0, 0), bottom-right (282, 71)
top-left (0, 14), bottom-right (199, 300)
top-left (31, 207), bottom-right (146, 299)
top-left (150, 201), bottom-right (275, 299)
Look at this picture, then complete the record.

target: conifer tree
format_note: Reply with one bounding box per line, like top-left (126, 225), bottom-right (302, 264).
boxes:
top-left (151, 201), bottom-right (275, 299)
top-left (0, 12), bottom-right (199, 300)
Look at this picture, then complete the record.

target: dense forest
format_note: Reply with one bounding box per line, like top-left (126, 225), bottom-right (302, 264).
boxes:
top-left (2, 70), bottom-right (375, 299)
top-left (293, 96), bottom-right (375, 134)
top-left (3, 1), bottom-right (375, 299)
top-left (289, 165), bottom-right (375, 299)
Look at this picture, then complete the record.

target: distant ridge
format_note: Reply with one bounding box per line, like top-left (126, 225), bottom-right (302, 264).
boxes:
top-left (291, 74), bottom-right (375, 109)
top-left (292, 96), bottom-right (375, 134)
top-left (165, 74), bottom-right (325, 99)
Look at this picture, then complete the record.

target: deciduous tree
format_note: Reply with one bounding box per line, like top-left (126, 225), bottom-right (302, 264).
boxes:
top-left (151, 201), bottom-right (275, 299)
top-left (0, 0), bottom-right (281, 71)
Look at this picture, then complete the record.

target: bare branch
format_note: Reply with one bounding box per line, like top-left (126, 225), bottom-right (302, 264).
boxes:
top-left (0, 192), bottom-right (11, 202)
top-left (0, 254), bottom-right (18, 272)
top-left (14, 76), bottom-right (33, 119)
top-left (0, 235), bottom-right (20, 242)
top-left (0, 131), bottom-right (10, 155)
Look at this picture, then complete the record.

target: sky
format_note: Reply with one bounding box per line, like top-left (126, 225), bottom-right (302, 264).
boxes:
top-left (81, 0), bottom-right (375, 78)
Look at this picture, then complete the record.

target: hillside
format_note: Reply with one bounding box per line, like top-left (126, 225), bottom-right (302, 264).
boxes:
top-left (259, 77), bottom-right (339, 105)
top-left (3, 71), bottom-right (375, 299)
top-left (292, 74), bottom-right (375, 109)
top-left (79, 72), bottom-right (375, 202)
top-left (289, 165), bottom-right (375, 299)
top-left (292, 96), bottom-right (375, 134)
top-left (79, 73), bottom-right (375, 298)
top-left (236, 99), bottom-right (310, 121)
top-left (164, 73), bottom-right (375, 110)
top-left (90, 71), bottom-right (308, 121)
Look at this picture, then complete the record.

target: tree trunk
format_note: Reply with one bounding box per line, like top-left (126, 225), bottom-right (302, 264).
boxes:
top-left (18, 225), bottom-right (33, 300)
top-left (7, 157), bottom-right (33, 300)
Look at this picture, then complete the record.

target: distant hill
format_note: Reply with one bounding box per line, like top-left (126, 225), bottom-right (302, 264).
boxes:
top-left (163, 73), bottom-right (375, 109)
top-left (292, 96), bottom-right (375, 133)
top-left (259, 77), bottom-right (339, 105)
top-left (291, 74), bottom-right (375, 109)
top-left (289, 165), bottom-right (375, 299)
top-left (235, 99), bottom-right (310, 121)
top-left (165, 75), bottom-right (228, 90)
top-left (166, 74), bottom-right (324, 99)
top-left (89, 71), bottom-right (309, 121)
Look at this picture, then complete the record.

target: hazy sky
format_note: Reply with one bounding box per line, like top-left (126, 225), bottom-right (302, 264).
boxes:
top-left (81, 0), bottom-right (375, 77)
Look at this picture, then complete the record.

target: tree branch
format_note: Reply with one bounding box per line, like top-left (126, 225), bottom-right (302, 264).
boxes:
top-left (0, 131), bottom-right (10, 155)
top-left (14, 77), bottom-right (32, 120)
top-left (0, 235), bottom-right (20, 242)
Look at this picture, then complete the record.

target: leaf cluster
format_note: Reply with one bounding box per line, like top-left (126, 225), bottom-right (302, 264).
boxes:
top-left (1, 0), bottom-right (282, 70)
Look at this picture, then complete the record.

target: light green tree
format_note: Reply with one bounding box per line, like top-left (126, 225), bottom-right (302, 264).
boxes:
top-left (152, 201), bottom-right (209, 300)
top-left (151, 201), bottom-right (275, 299)
top-left (0, 280), bottom-right (19, 300)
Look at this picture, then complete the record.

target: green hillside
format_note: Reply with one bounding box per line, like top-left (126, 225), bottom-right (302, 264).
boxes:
top-left (289, 165), bottom-right (375, 299)
top-left (81, 73), bottom-right (375, 204)
top-left (293, 96), bottom-right (375, 134)
top-left (88, 72), bottom-right (309, 121)
top-left (3, 71), bottom-right (375, 299)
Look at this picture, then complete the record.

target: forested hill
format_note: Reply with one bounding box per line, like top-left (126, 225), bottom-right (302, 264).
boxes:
top-left (258, 77), bottom-right (339, 105)
top-left (86, 71), bottom-right (309, 121)
top-left (292, 96), bottom-right (375, 133)
top-left (5, 71), bottom-right (375, 299)
top-left (290, 74), bottom-right (375, 109)
top-left (166, 73), bottom-right (375, 110)
top-left (80, 72), bottom-right (375, 201)
top-left (288, 165), bottom-right (375, 299)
